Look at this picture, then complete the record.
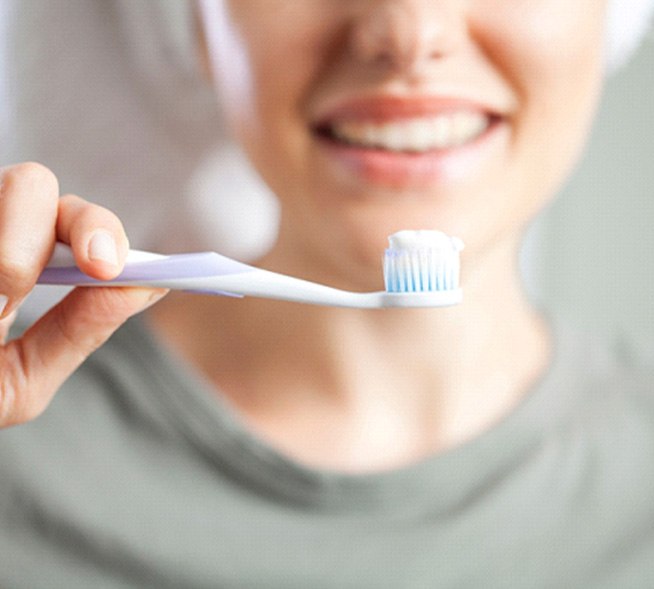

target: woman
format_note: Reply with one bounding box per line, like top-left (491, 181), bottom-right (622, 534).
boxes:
top-left (1, 1), bottom-right (653, 586)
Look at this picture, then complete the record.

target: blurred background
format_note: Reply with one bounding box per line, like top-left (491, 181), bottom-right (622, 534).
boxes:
top-left (535, 43), bottom-right (654, 337)
top-left (1, 0), bottom-right (653, 337)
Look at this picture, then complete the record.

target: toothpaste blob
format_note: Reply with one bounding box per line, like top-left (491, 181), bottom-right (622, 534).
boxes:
top-left (387, 230), bottom-right (464, 253)
top-left (383, 230), bottom-right (464, 293)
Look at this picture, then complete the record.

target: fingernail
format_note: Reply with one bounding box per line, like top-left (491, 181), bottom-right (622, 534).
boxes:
top-left (0, 295), bottom-right (8, 317)
top-left (137, 289), bottom-right (168, 312)
top-left (147, 289), bottom-right (168, 305)
top-left (88, 231), bottom-right (119, 266)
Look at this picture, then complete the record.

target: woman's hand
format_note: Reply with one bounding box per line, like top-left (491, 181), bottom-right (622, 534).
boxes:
top-left (0, 162), bottom-right (167, 428)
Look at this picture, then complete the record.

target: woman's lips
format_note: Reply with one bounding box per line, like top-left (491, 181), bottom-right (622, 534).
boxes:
top-left (311, 95), bottom-right (507, 188)
top-left (314, 94), bottom-right (500, 122)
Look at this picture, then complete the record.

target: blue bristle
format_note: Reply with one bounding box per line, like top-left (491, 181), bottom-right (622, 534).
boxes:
top-left (383, 248), bottom-right (459, 293)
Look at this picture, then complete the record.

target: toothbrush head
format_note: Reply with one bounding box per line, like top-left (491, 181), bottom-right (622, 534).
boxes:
top-left (382, 230), bottom-right (464, 305)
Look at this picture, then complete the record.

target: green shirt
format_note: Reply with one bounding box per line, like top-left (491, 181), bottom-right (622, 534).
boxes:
top-left (1, 317), bottom-right (653, 588)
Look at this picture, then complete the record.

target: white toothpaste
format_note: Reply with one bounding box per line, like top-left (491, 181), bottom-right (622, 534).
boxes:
top-left (387, 230), bottom-right (464, 255)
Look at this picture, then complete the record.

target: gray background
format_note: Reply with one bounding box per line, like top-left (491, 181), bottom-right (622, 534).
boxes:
top-left (534, 37), bottom-right (654, 336)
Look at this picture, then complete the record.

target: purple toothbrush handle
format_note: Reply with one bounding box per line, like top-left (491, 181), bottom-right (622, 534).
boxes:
top-left (38, 252), bottom-right (254, 288)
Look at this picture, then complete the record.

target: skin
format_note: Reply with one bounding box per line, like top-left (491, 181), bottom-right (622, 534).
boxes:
top-left (198, 0), bottom-right (605, 285)
top-left (147, 0), bottom-right (607, 471)
top-left (0, 163), bottom-right (166, 426)
top-left (2, 0), bottom-right (607, 472)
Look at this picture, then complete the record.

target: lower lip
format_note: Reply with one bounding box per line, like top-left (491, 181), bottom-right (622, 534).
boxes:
top-left (314, 119), bottom-right (506, 189)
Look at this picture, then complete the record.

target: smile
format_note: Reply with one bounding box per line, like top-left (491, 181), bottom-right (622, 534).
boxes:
top-left (322, 112), bottom-right (491, 154)
top-left (311, 95), bottom-right (508, 187)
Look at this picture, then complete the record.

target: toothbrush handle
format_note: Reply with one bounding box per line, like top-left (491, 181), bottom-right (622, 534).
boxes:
top-left (38, 243), bottom-right (253, 286)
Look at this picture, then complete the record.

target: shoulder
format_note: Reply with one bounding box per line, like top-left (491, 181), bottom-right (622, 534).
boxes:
top-left (605, 328), bottom-right (654, 416)
top-left (591, 327), bottom-right (654, 401)
top-left (541, 316), bottom-right (654, 441)
top-left (553, 318), bottom-right (654, 393)
top-left (550, 318), bottom-right (654, 447)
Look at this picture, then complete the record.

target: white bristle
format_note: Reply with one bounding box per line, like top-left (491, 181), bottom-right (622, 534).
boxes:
top-left (383, 231), bottom-right (463, 293)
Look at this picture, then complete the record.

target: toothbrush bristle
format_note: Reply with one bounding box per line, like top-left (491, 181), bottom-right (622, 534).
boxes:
top-left (383, 232), bottom-right (463, 294)
top-left (384, 249), bottom-right (460, 293)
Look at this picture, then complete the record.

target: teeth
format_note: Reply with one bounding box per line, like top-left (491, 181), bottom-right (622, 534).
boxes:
top-left (330, 112), bottom-right (490, 153)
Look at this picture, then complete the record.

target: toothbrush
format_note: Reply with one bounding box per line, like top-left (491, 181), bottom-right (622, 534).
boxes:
top-left (37, 231), bottom-right (463, 309)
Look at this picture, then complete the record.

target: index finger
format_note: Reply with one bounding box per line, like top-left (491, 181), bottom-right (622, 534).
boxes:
top-left (0, 163), bottom-right (59, 314)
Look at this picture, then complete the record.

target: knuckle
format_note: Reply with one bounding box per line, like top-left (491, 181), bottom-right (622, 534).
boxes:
top-left (60, 195), bottom-right (124, 236)
top-left (0, 378), bottom-right (19, 426)
top-left (56, 288), bottom-right (140, 352)
top-left (59, 193), bottom-right (86, 210)
top-left (58, 193), bottom-right (87, 221)
top-left (58, 194), bottom-right (87, 232)
top-left (85, 203), bottom-right (122, 230)
top-left (5, 162), bottom-right (59, 197)
top-left (0, 255), bottom-right (36, 293)
top-left (0, 349), bottom-right (42, 427)
top-left (54, 300), bottom-right (104, 358)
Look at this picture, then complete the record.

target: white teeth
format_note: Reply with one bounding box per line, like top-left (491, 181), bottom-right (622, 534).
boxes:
top-left (330, 113), bottom-right (490, 153)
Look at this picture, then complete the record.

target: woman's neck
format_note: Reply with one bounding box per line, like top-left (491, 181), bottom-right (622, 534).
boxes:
top-left (145, 238), bottom-right (551, 473)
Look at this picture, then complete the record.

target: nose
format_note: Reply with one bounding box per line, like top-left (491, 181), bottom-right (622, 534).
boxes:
top-left (350, 0), bottom-right (462, 72)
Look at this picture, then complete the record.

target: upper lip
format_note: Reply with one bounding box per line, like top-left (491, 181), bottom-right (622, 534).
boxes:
top-left (312, 94), bottom-right (505, 127)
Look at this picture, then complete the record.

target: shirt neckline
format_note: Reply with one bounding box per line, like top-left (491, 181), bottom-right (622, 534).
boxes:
top-left (113, 314), bottom-right (580, 515)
